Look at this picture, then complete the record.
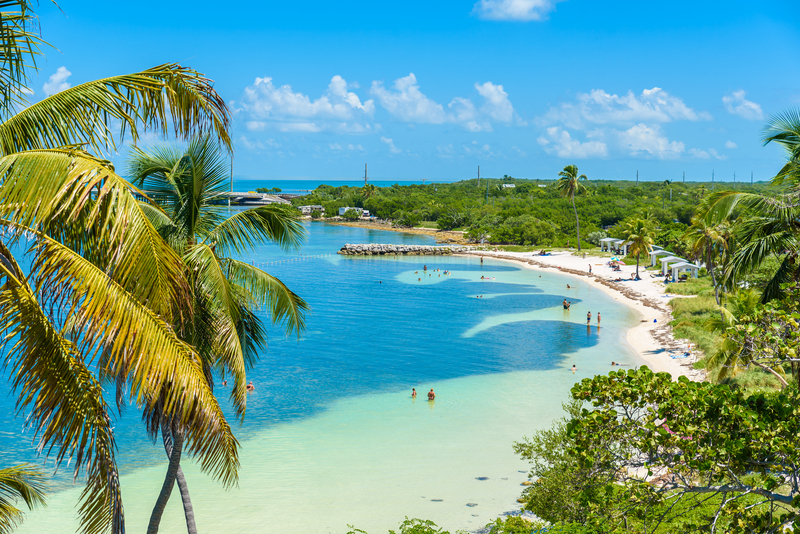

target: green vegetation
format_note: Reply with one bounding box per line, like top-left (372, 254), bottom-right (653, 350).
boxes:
top-left (129, 136), bottom-right (307, 534)
top-left (256, 187), bottom-right (282, 193)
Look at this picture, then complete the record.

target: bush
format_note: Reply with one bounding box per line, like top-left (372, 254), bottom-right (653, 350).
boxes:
top-left (585, 231), bottom-right (607, 246)
top-left (394, 212), bottom-right (420, 227)
top-left (310, 210), bottom-right (322, 219)
top-left (342, 209), bottom-right (361, 220)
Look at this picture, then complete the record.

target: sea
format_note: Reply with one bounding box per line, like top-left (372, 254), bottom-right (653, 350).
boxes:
top-left (5, 221), bottom-right (642, 534)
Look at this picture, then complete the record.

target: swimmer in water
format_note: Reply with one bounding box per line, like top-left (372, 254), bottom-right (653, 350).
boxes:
top-left (571, 365), bottom-right (577, 372)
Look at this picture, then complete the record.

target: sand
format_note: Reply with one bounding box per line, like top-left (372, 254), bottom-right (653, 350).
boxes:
top-left (460, 249), bottom-right (706, 382)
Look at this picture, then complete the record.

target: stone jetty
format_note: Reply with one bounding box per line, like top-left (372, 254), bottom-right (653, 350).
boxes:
top-left (338, 244), bottom-right (471, 256)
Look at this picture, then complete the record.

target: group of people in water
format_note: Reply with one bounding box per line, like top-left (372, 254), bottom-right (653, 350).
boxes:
top-left (416, 265), bottom-right (451, 282)
top-left (411, 387), bottom-right (435, 401)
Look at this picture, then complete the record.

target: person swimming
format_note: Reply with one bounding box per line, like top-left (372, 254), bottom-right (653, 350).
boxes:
top-left (571, 365), bottom-right (577, 372)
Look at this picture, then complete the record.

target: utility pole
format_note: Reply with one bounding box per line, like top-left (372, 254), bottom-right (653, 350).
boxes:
top-left (229, 157), bottom-right (233, 207)
top-left (477, 165), bottom-right (480, 189)
top-left (682, 171), bottom-right (685, 183)
top-left (636, 170), bottom-right (639, 185)
top-left (364, 163), bottom-right (368, 186)
top-left (751, 171), bottom-right (753, 184)
top-left (712, 169), bottom-right (715, 190)
top-left (485, 176), bottom-right (490, 204)
top-left (733, 171), bottom-right (736, 189)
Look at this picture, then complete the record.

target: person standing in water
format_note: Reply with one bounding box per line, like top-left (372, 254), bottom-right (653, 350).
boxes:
top-left (587, 311), bottom-right (592, 324)
top-left (428, 388), bottom-right (435, 400)
top-left (412, 388), bottom-right (417, 398)
top-left (597, 312), bottom-right (601, 324)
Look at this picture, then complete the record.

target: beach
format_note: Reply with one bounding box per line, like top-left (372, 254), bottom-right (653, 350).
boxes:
top-left (460, 249), bottom-right (706, 381)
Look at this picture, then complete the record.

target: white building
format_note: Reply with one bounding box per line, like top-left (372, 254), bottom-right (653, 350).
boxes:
top-left (339, 206), bottom-right (364, 216)
top-left (297, 205), bottom-right (325, 215)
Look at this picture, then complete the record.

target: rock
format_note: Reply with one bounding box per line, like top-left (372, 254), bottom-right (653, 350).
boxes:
top-left (517, 498), bottom-right (526, 503)
top-left (337, 243), bottom-right (470, 256)
top-left (466, 503), bottom-right (478, 507)
top-left (521, 481), bottom-right (533, 486)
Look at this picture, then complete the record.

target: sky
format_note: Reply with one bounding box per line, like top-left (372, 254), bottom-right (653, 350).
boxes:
top-left (31, 0), bottom-right (800, 182)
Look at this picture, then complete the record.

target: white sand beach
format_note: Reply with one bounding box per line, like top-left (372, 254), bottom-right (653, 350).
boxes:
top-left (461, 250), bottom-right (706, 381)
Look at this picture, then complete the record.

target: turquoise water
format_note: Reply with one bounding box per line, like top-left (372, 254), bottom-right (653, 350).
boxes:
top-left (8, 222), bottom-right (641, 533)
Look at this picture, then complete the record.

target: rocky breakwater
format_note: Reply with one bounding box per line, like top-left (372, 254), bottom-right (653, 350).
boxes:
top-left (338, 244), bottom-right (468, 256)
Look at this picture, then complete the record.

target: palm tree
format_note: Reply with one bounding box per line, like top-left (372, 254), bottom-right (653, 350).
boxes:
top-left (556, 165), bottom-right (588, 251)
top-left (0, 3), bottom-right (237, 533)
top-left (362, 183), bottom-right (377, 199)
top-left (128, 136), bottom-right (309, 534)
top-left (623, 219), bottom-right (654, 279)
top-left (0, 464), bottom-right (47, 534)
top-left (703, 289), bottom-right (788, 387)
top-left (683, 215), bottom-right (731, 306)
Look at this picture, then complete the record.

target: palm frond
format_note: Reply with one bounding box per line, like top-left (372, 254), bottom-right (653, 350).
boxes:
top-left (23, 231), bottom-right (240, 489)
top-left (0, 463), bottom-right (47, 534)
top-left (762, 108), bottom-right (800, 160)
top-left (225, 258), bottom-right (308, 338)
top-left (0, 241), bottom-right (120, 534)
top-left (203, 205), bottom-right (305, 256)
top-left (0, 149), bottom-right (191, 320)
top-left (0, 63), bottom-right (231, 156)
top-left (0, 1), bottom-right (45, 119)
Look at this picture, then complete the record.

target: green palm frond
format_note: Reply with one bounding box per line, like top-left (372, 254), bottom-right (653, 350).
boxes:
top-left (186, 243), bottom-right (240, 324)
top-left (0, 63), bottom-right (231, 156)
top-left (128, 135), bottom-right (229, 238)
top-left (0, 1), bottom-right (46, 118)
top-left (762, 108), bottom-right (800, 160)
top-left (21, 231), bottom-right (240, 490)
top-left (0, 241), bottom-right (120, 534)
top-left (204, 205), bottom-right (305, 255)
top-left (0, 463), bottom-right (47, 534)
top-left (225, 258), bottom-right (308, 337)
top-left (0, 149), bottom-right (191, 320)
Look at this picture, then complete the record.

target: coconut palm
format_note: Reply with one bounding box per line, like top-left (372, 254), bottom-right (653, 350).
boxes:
top-left (556, 165), bottom-right (587, 251)
top-left (763, 109), bottom-right (800, 186)
top-left (622, 219), bottom-right (654, 279)
top-left (362, 183), bottom-right (377, 199)
top-left (703, 289), bottom-right (788, 386)
top-left (0, 2), bottom-right (238, 533)
top-left (128, 136), bottom-right (308, 534)
top-left (0, 464), bottom-right (47, 534)
top-left (683, 215), bottom-right (731, 306)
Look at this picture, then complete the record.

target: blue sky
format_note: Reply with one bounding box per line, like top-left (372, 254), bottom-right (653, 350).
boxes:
top-left (33, 0), bottom-right (800, 182)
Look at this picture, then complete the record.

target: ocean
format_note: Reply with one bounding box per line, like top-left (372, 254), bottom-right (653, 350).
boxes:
top-left (7, 221), bottom-right (641, 533)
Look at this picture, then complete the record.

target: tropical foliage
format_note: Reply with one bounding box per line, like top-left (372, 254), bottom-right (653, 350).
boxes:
top-left (622, 218), bottom-right (653, 279)
top-left (127, 135), bottom-right (308, 533)
top-left (556, 165), bottom-right (588, 251)
top-left (0, 465), bottom-right (46, 534)
top-left (0, 2), bottom-right (237, 533)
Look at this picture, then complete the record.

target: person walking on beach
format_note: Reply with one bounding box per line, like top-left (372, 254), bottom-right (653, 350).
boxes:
top-left (587, 311), bottom-right (592, 324)
top-left (588, 264), bottom-right (592, 274)
top-left (412, 388), bottom-right (417, 398)
top-left (428, 388), bottom-right (435, 401)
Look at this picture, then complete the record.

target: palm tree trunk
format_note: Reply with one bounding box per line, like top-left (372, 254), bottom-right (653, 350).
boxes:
top-left (159, 419), bottom-right (198, 534)
top-left (636, 253), bottom-right (640, 279)
top-left (572, 196), bottom-right (581, 251)
top-left (147, 418), bottom-right (184, 534)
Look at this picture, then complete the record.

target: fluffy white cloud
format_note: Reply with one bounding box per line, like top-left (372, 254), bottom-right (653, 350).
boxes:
top-left (689, 148), bottom-right (726, 160)
top-left (722, 90), bottom-right (763, 120)
top-left (238, 136), bottom-right (281, 151)
top-left (371, 74), bottom-right (448, 124)
top-left (473, 0), bottom-right (566, 21)
top-left (381, 136), bottom-right (402, 154)
top-left (43, 66), bottom-right (71, 96)
top-left (372, 73), bottom-right (521, 131)
top-left (725, 140), bottom-right (738, 149)
top-left (537, 127), bottom-right (608, 158)
top-left (542, 87), bottom-right (710, 129)
top-left (241, 75), bottom-right (374, 132)
top-left (617, 124), bottom-right (684, 159)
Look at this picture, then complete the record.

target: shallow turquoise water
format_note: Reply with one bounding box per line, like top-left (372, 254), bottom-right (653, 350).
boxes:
top-left (7, 222), bottom-right (641, 533)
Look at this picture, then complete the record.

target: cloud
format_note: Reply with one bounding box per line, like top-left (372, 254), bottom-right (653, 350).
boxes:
top-left (722, 90), bottom-right (763, 120)
top-left (725, 140), bottom-right (737, 149)
top-left (473, 0), bottom-right (566, 21)
top-left (347, 143), bottom-right (366, 152)
top-left (617, 124), bottom-right (684, 159)
top-left (371, 73), bottom-right (448, 124)
top-left (542, 87), bottom-right (710, 129)
top-left (241, 75), bottom-right (374, 132)
top-left (381, 136), bottom-right (402, 154)
top-left (463, 141), bottom-right (498, 157)
top-left (537, 127), bottom-right (608, 158)
top-left (43, 66), bottom-right (71, 96)
top-left (238, 136), bottom-right (281, 151)
top-left (372, 73), bottom-right (522, 131)
top-left (689, 148), bottom-right (726, 160)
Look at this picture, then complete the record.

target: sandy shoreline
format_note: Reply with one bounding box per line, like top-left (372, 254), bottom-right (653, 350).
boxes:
top-left (326, 220), bottom-right (471, 244)
top-left (458, 250), bottom-right (706, 381)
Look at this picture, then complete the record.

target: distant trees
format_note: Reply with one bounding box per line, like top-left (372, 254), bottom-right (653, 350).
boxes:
top-left (342, 208), bottom-right (362, 220)
top-left (256, 187), bottom-right (282, 193)
top-left (556, 165), bottom-right (588, 250)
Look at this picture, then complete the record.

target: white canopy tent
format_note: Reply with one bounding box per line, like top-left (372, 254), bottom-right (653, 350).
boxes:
top-left (650, 249), bottom-right (672, 267)
top-left (599, 237), bottom-right (618, 253)
top-left (660, 256), bottom-right (685, 275)
top-left (670, 262), bottom-right (700, 282)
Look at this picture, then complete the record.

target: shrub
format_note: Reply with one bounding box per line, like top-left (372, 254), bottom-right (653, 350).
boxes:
top-left (342, 209), bottom-right (361, 220)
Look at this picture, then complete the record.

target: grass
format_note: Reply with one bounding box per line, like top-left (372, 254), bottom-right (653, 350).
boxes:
top-left (666, 276), bottom-right (715, 297)
top-left (721, 368), bottom-right (785, 395)
top-left (669, 295), bottom-right (720, 358)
